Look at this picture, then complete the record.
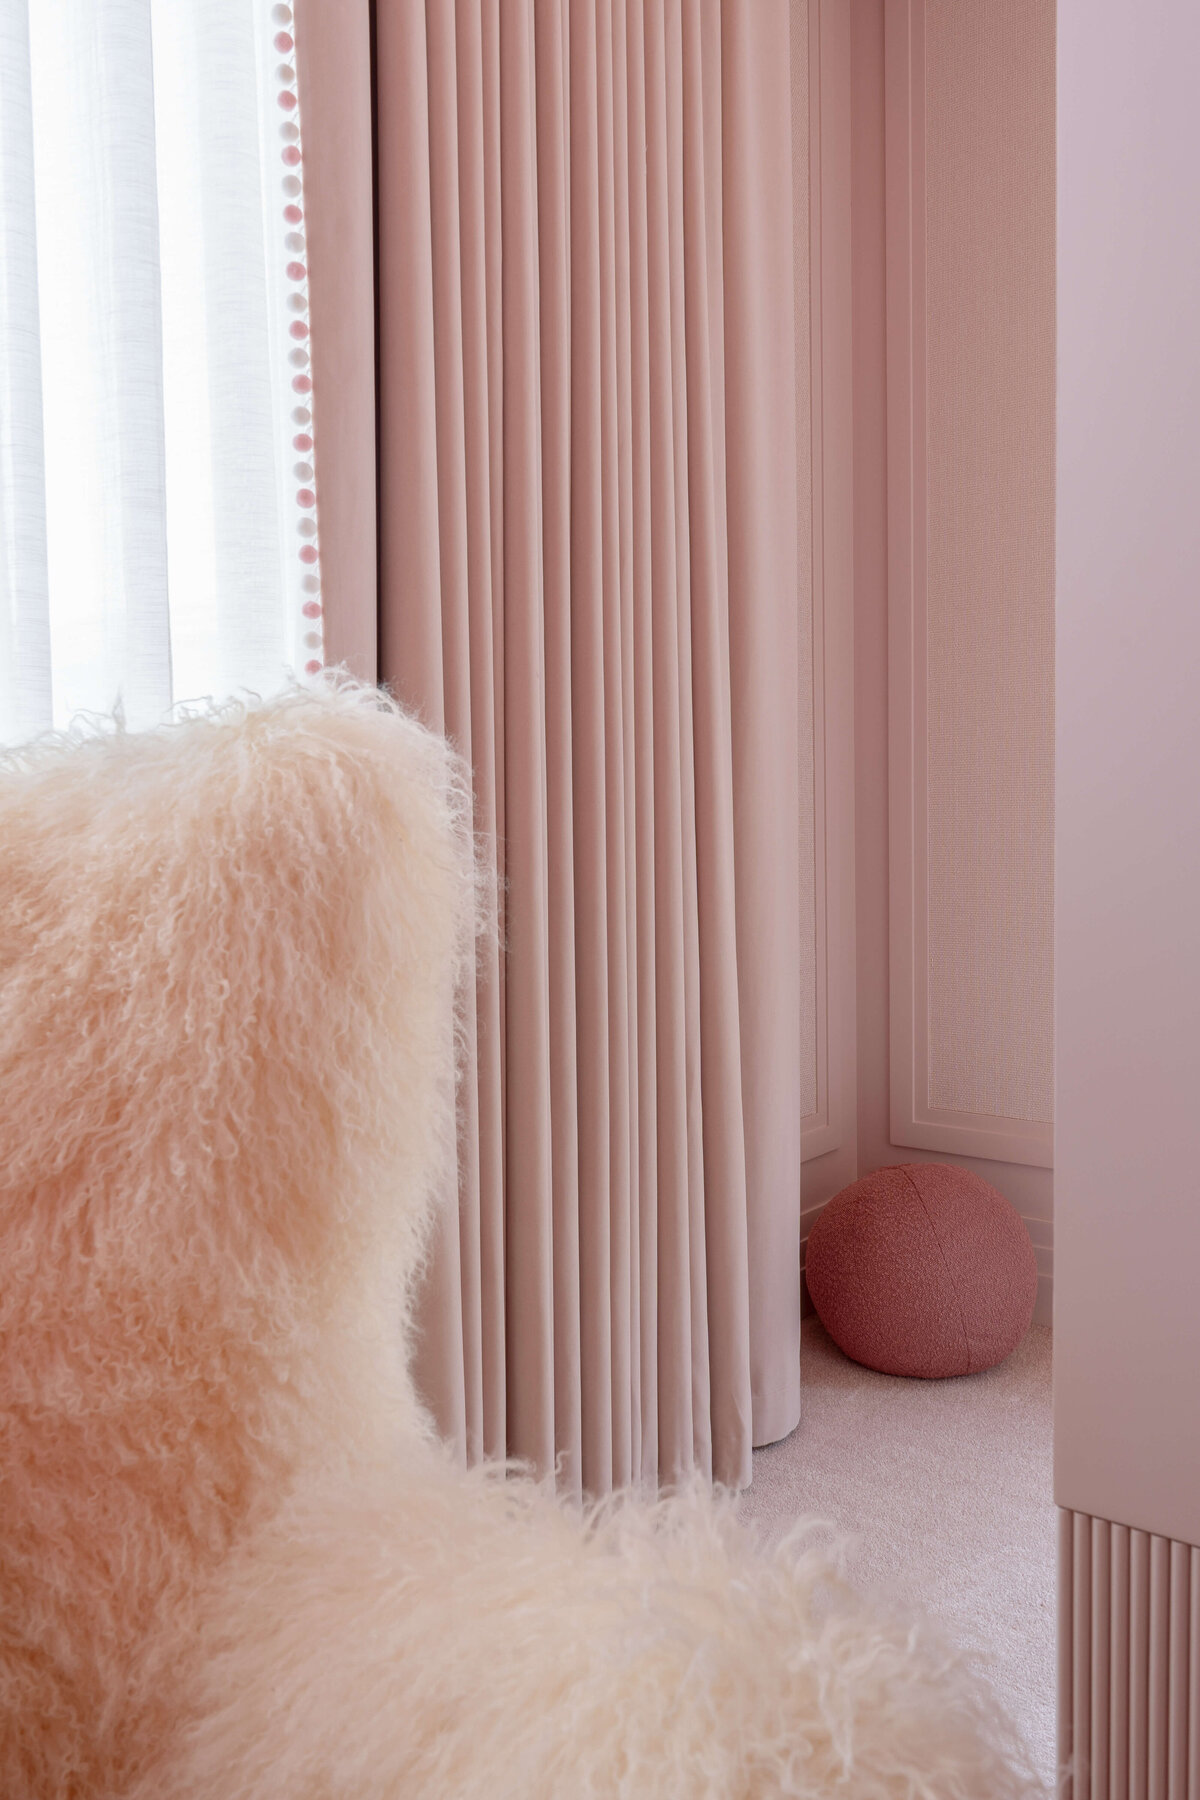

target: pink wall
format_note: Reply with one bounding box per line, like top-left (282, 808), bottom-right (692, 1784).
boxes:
top-left (1054, 0), bottom-right (1200, 1547)
top-left (849, 0), bottom-right (890, 1205)
top-left (798, 0), bottom-right (858, 1241)
top-left (840, 0), bottom-right (1054, 1325)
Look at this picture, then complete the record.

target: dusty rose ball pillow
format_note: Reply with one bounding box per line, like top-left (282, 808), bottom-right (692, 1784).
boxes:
top-left (805, 1163), bottom-right (1038, 1378)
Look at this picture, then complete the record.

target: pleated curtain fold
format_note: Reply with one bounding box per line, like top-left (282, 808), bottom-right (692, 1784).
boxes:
top-left (375, 0), bottom-right (802, 1496)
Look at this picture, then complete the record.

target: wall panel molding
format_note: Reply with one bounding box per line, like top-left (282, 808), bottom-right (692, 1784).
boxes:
top-left (1058, 1509), bottom-right (1200, 1799)
top-left (884, 0), bottom-right (1055, 1170)
top-left (800, 0), bottom-right (856, 1183)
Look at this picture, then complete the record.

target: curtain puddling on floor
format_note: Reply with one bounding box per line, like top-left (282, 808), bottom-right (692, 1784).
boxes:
top-left (375, 0), bottom-right (802, 1496)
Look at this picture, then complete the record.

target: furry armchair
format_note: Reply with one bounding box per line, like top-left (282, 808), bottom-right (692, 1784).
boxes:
top-left (0, 682), bottom-right (1042, 1800)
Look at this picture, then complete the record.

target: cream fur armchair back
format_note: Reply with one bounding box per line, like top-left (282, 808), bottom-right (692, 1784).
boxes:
top-left (0, 683), bottom-right (1042, 1800)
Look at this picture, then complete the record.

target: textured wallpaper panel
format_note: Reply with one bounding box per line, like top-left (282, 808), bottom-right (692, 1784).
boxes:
top-left (793, 0), bottom-right (817, 1122)
top-left (924, 0), bottom-right (1055, 1122)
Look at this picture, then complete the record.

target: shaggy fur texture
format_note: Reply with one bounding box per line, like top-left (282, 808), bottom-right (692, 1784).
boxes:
top-left (129, 1459), bottom-right (1045, 1800)
top-left (0, 682), bottom-right (471, 1797)
top-left (0, 680), bottom-right (1045, 1799)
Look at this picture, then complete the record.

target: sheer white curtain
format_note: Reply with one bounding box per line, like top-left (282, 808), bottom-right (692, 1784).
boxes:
top-left (0, 0), bottom-right (323, 746)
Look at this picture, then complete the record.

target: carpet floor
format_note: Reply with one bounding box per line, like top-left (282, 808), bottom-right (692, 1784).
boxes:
top-left (739, 1316), bottom-right (1056, 1791)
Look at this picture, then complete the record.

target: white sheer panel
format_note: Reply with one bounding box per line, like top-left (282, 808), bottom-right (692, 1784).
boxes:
top-left (0, 0), bottom-right (323, 745)
top-left (27, 0), bottom-right (173, 729)
top-left (0, 0), bottom-right (52, 741)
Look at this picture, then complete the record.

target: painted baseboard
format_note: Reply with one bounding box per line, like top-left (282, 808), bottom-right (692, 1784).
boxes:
top-left (1058, 1508), bottom-right (1200, 1799)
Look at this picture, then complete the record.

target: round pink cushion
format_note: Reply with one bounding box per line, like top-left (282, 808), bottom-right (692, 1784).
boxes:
top-left (805, 1163), bottom-right (1038, 1378)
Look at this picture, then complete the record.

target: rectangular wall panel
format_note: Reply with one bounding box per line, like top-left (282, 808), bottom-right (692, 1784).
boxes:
top-left (884, 0), bottom-right (1055, 1168)
top-left (1055, 0), bottom-right (1200, 1558)
top-left (1058, 1509), bottom-right (1200, 1799)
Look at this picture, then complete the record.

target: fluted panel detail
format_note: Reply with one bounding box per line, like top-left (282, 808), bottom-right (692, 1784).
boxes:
top-left (1059, 1508), bottom-right (1200, 1799)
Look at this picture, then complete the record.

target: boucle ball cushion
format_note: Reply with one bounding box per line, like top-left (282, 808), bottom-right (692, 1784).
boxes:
top-left (805, 1164), bottom-right (1038, 1379)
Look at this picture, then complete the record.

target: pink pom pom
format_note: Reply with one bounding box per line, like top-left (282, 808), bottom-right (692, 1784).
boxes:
top-left (302, 600), bottom-right (322, 620)
top-left (299, 545), bottom-right (319, 565)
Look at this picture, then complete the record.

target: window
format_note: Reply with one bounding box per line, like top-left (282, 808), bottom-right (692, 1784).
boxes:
top-left (0, 0), bottom-right (322, 745)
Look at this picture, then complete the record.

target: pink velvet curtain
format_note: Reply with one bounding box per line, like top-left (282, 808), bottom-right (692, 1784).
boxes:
top-left (376, 0), bottom-right (802, 1496)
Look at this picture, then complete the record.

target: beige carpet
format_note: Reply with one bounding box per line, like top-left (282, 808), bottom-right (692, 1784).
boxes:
top-left (739, 1317), bottom-right (1056, 1792)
